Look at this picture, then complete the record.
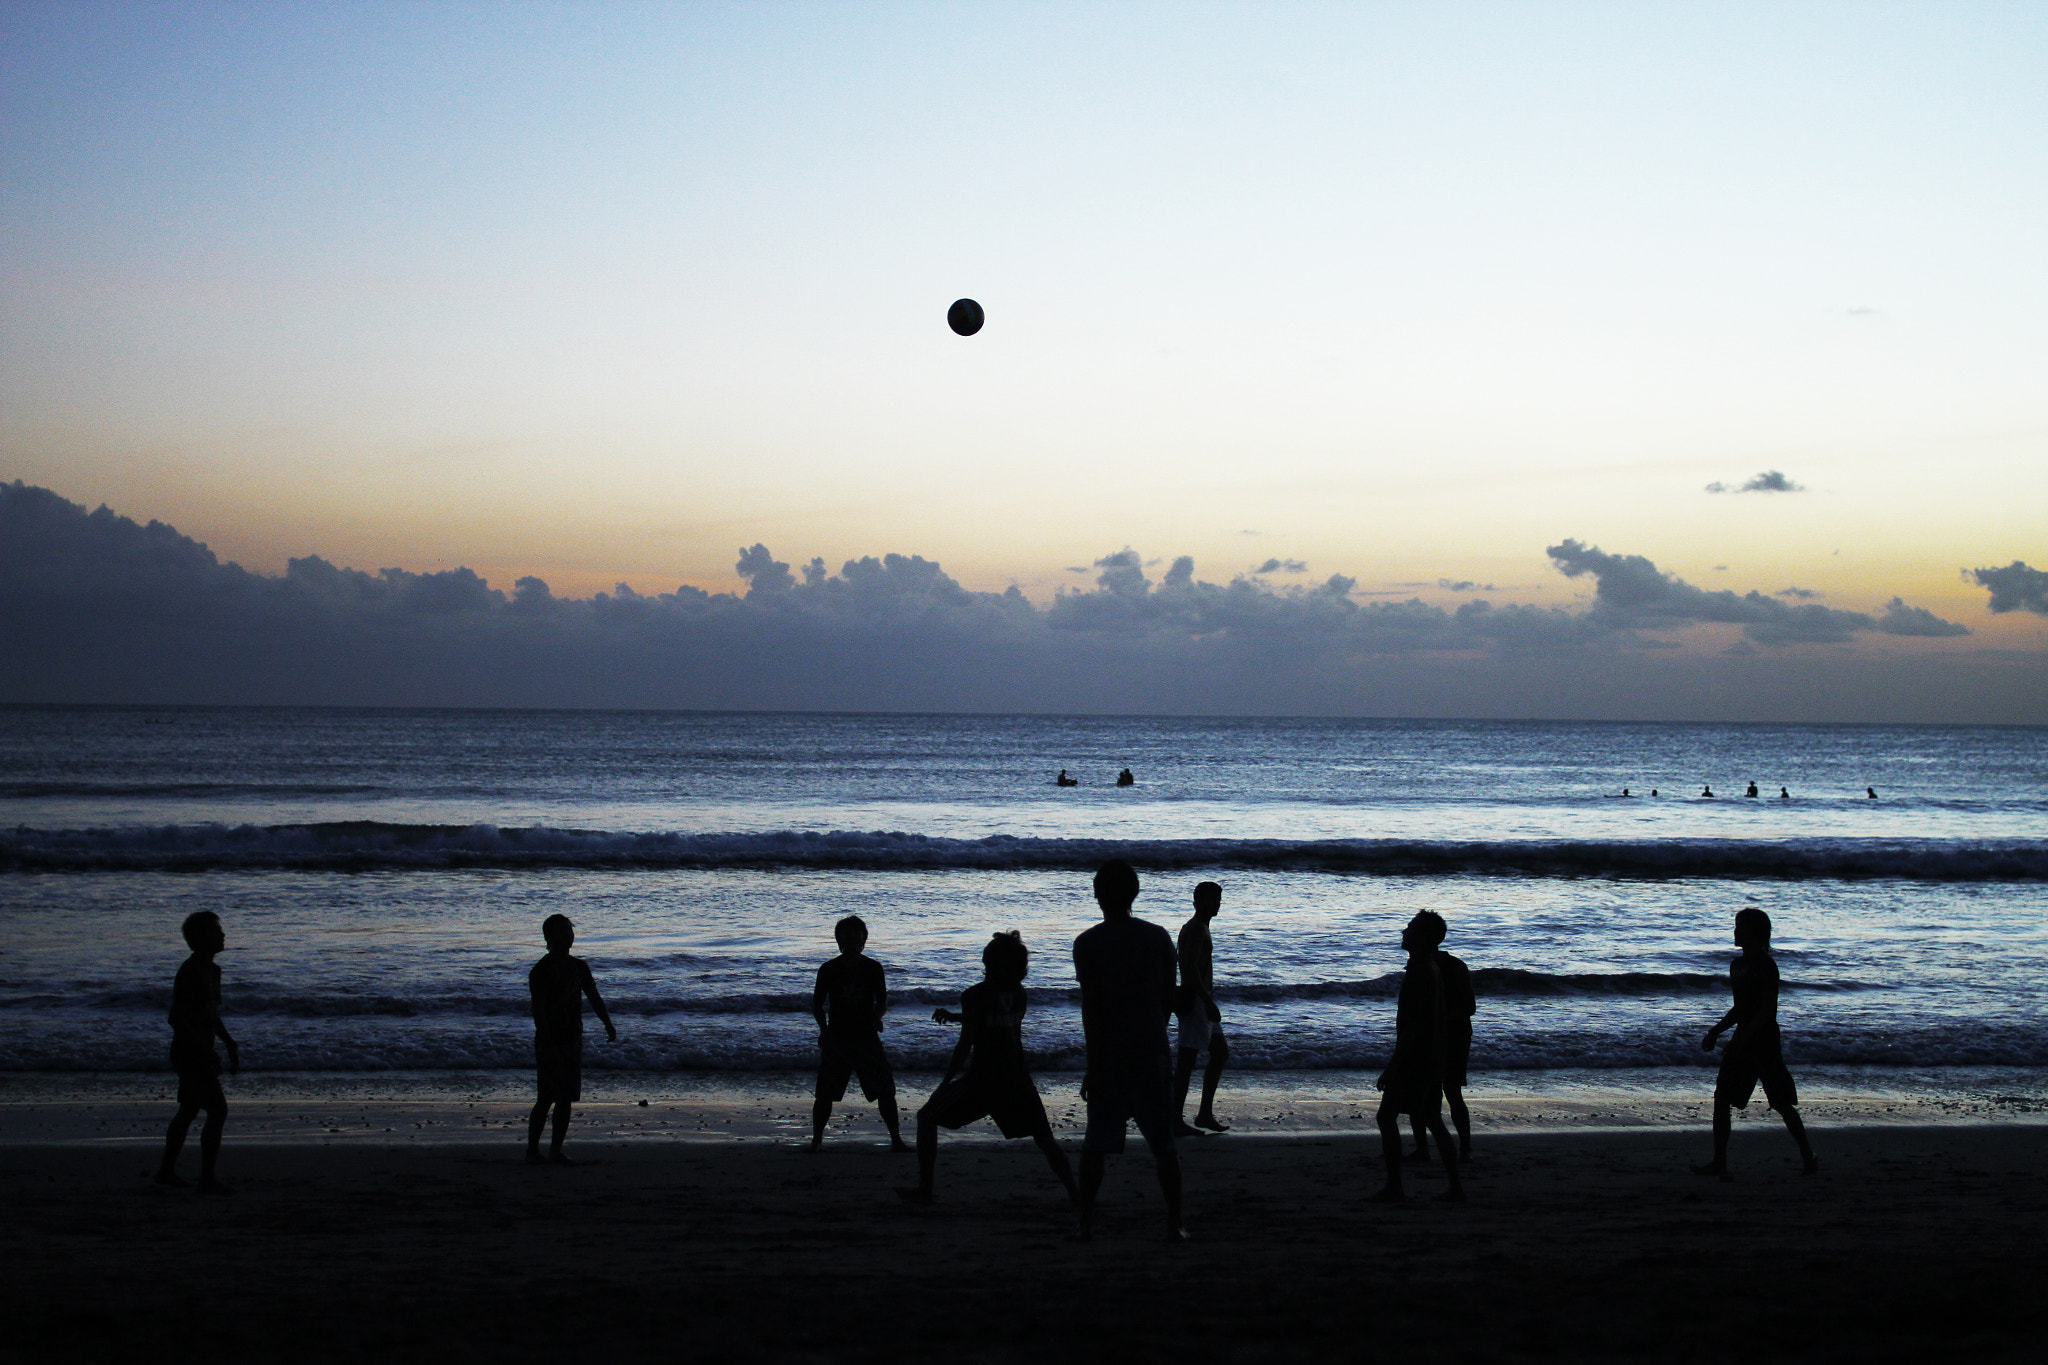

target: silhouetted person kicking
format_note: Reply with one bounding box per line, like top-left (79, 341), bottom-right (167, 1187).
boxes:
top-left (902, 932), bottom-right (1077, 1204)
top-left (1372, 912), bottom-right (1464, 1203)
top-left (1694, 907), bottom-right (1817, 1179)
top-left (1073, 859), bottom-right (1186, 1241)
top-left (1409, 922), bottom-right (1475, 1162)
top-left (527, 914), bottom-right (617, 1165)
top-left (156, 911), bottom-right (239, 1193)
top-left (1172, 881), bottom-right (1230, 1136)
top-left (810, 915), bottom-right (908, 1150)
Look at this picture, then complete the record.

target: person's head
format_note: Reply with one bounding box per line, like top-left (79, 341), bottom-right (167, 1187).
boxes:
top-left (1092, 859), bottom-right (1140, 916)
top-left (982, 930), bottom-right (1029, 987)
top-left (1734, 906), bottom-right (1772, 949)
top-left (1193, 881), bottom-right (1222, 918)
top-left (1401, 910), bottom-right (1447, 953)
top-left (180, 911), bottom-right (224, 954)
top-left (834, 915), bottom-right (868, 955)
top-left (542, 914), bottom-right (574, 952)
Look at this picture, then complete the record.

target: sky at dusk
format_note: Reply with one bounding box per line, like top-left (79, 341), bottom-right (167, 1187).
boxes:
top-left (3, 1), bottom-right (2044, 718)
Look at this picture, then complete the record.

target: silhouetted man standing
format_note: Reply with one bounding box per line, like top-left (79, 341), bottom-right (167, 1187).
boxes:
top-left (1372, 911), bottom-right (1464, 1203)
top-left (1173, 881), bottom-right (1230, 1136)
top-left (810, 915), bottom-right (908, 1151)
top-left (156, 911), bottom-right (239, 1193)
top-left (528, 914), bottom-right (617, 1165)
top-left (1694, 907), bottom-right (1818, 1178)
top-left (1073, 859), bottom-right (1186, 1241)
top-left (1410, 924), bottom-right (1474, 1162)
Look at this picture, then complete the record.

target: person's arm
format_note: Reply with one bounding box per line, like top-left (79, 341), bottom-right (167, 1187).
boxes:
top-left (940, 1008), bottom-right (974, 1084)
top-left (873, 961), bottom-right (889, 1032)
top-left (581, 961), bottom-right (618, 1043)
top-left (1701, 965), bottom-right (1750, 1049)
top-left (1161, 933), bottom-right (1180, 1025)
top-left (211, 983), bottom-right (240, 1073)
top-left (812, 965), bottom-right (830, 1034)
top-left (1074, 945), bottom-right (1094, 1100)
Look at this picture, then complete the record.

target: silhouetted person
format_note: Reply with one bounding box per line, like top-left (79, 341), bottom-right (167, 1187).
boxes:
top-left (1372, 912), bottom-right (1465, 1203)
top-left (156, 911), bottom-right (239, 1193)
top-left (1073, 859), bottom-right (1186, 1241)
top-left (1116, 768), bottom-right (1135, 787)
top-left (1867, 787), bottom-right (1878, 799)
top-left (901, 932), bottom-right (1076, 1204)
top-left (1701, 785), bottom-right (1714, 798)
top-left (1693, 907), bottom-right (1817, 1179)
top-left (1056, 769), bottom-right (1078, 787)
top-left (811, 915), bottom-right (908, 1150)
top-left (1745, 781), bottom-right (1759, 798)
top-left (1172, 881), bottom-right (1230, 1136)
top-left (527, 914), bottom-right (617, 1165)
top-left (1409, 926), bottom-right (1475, 1162)
top-left (1621, 787), bottom-right (1632, 797)
top-left (1780, 787), bottom-right (1790, 799)
top-left (1651, 788), bottom-right (1660, 797)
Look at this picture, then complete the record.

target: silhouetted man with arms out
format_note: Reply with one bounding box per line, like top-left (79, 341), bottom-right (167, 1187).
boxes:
top-left (1372, 911), bottom-right (1465, 1203)
top-left (901, 931), bottom-right (1077, 1204)
top-left (1410, 922), bottom-right (1475, 1162)
top-left (1073, 859), bottom-right (1187, 1241)
top-left (156, 911), bottom-right (239, 1193)
top-left (810, 915), bottom-right (908, 1151)
top-left (1694, 907), bottom-right (1818, 1179)
top-left (1172, 881), bottom-right (1230, 1137)
top-left (527, 914), bottom-right (617, 1165)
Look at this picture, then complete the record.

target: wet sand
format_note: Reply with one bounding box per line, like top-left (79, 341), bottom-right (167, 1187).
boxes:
top-left (4, 1123), bottom-right (2044, 1363)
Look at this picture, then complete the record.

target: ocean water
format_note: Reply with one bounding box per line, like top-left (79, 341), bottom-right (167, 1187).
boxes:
top-left (1, 707), bottom-right (2043, 1087)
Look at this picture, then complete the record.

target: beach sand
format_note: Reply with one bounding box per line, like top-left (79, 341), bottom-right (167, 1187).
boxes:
top-left (5, 1118), bottom-right (2044, 1363)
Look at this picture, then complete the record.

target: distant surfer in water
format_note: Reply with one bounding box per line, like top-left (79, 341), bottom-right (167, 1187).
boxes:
top-left (1694, 907), bottom-right (1817, 1180)
top-left (1701, 785), bottom-right (1714, 798)
top-left (1056, 769), bottom-right (1078, 787)
top-left (1116, 768), bottom-right (1135, 787)
top-left (1745, 782), bottom-right (1759, 798)
top-left (1867, 787), bottom-right (1878, 799)
top-left (1780, 787), bottom-right (1790, 799)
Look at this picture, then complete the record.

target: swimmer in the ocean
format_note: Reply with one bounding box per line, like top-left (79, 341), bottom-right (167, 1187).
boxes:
top-left (1867, 787), bottom-right (1878, 799)
top-left (1744, 782), bottom-right (1759, 798)
top-left (1701, 785), bottom-right (1714, 798)
top-left (1056, 770), bottom-right (1078, 787)
top-left (1779, 787), bottom-right (1790, 800)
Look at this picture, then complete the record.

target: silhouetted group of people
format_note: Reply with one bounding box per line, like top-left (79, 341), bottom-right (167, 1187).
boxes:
top-left (1053, 768), bottom-right (1136, 787)
top-left (156, 865), bottom-right (1818, 1230)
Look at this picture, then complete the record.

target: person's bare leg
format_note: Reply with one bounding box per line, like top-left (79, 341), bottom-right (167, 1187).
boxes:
top-left (810, 1097), bottom-right (831, 1150)
top-left (1693, 1101), bottom-right (1733, 1177)
top-left (880, 1095), bottom-right (910, 1151)
top-left (195, 1103), bottom-right (229, 1192)
top-left (1370, 1102), bottom-right (1405, 1201)
top-left (1779, 1105), bottom-right (1818, 1173)
top-left (1193, 1044), bottom-right (1229, 1131)
top-left (1034, 1128), bottom-right (1078, 1202)
top-left (1447, 1084), bottom-right (1472, 1159)
top-left (1076, 1150), bottom-right (1105, 1240)
top-left (526, 1099), bottom-right (550, 1163)
top-left (1427, 1115), bottom-right (1463, 1202)
top-left (1407, 1114), bottom-right (1430, 1161)
top-left (1155, 1146), bottom-right (1188, 1241)
top-left (156, 1103), bottom-right (198, 1186)
top-left (547, 1100), bottom-right (572, 1162)
top-left (1172, 1048), bottom-right (1201, 1137)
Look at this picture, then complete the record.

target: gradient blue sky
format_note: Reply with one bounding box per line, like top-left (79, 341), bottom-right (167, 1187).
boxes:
top-left (4, 1), bottom-right (2044, 646)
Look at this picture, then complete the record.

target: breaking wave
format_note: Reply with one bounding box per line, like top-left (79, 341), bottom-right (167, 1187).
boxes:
top-left (2, 822), bottom-right (2042, 879)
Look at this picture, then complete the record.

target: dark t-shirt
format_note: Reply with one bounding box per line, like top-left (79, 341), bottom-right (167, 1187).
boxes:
top-left (1439, 950), bottom-right (1475, 1022)
top-left (959, 981), bottom-right (1029, 1084)
top-left (1729, 951), bottom-right (1781, 1035)
top-left (530, 953), bottom-right (597, 1046)
top-left (814, 954), bottom-right (888, 1035)
top-left (168, 955), bottom-right (220, 1057)
top-left (1391, 952), bottom-right (1444, 1067)
top-left (1177, 917), bottom-right (1214, 1004)
top-left (1073, 917), bottom-right (1177, 1065)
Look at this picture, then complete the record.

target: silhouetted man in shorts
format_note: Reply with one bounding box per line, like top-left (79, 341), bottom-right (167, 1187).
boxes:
top-left (156, 911), bottom-right (239, 1193)
top-left (1073, 859), bottom-right (1186, 1241)
top-left (527, 913), bottom-right (617, 1165)
top-left (811, 915), bottom-right (908, 1150)
top-left (902, 931), bottom-right (1076, 1204)
top-left (1410, 923), bottom-right (1474, 1161)
top-left (1173, 881), bottom-right (1230, 1136)
top-left (1694, 907), bottom-right (1818, 1178)
top-left (1372, 911), bottom-right (1464, 1203)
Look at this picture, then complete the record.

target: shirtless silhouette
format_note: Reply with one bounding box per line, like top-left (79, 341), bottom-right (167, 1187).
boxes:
top-left (1371, 912), bottom-right (1464, 1203)
top-left (1693, 908), bottom-right (1817, 1179)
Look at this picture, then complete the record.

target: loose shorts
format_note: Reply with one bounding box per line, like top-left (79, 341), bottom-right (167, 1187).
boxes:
top-left (1082, 1054), bottom-right (1177, 1156)
top-left (1375, 1056), bottom-right (1443, 1119)
top-left (172, 1041), bottom-right (225, 1111)
top-left (1175, 997), bottom-right (1224, 1055)
top-left (920, 1073), bottom-right (1050, 1140)
top-left (816, 1030), bottom-right (896, 1103)
top-left (1445, 1020), bottom-right (1472, 1090)
top-left (1715, 1029), bottom-right (1797, 1111)
top-left (535, 1039), bottom-right (584, 1103)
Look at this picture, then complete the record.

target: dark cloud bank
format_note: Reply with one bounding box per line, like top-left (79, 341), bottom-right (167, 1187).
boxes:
top-left (3, 483), bottom-right (2039, 722)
